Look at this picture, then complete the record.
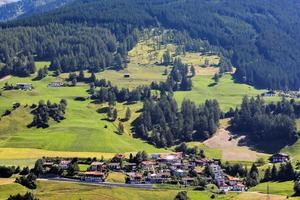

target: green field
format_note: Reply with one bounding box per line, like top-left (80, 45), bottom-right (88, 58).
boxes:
top-left (0, 71), bottom-right (167, 155)
top-left (250, 181), bottom-right (295, 196)
top-left (174, 74), bottom-right (280, 111)
top-left (2, 180), bottom-right (299, 200)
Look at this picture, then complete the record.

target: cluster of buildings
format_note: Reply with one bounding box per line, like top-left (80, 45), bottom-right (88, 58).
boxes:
top-left (41, 152), bottom-right (248, 193)
top-left (40, 152), bottom-right (292, 193)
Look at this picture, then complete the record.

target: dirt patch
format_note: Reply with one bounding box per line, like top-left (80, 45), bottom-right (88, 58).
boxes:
top-left (204, 127), bottom-right (268, 161)
top-left (195, 66), bottom-right (219, 76)
top-left (0, 75), bottom-right (11, 82)
top-left (237, 192), bottom-right (286, 200)
top-left (0, 178), bottom-right (14, 185)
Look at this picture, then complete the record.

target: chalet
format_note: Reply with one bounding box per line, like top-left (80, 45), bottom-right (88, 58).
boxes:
top-left (232, 183), bottom-right (247, 192)
top-left (59, 160), bottom-right (71, 170)
top-left (269, 153), bottom-right (290, 163)
top-left (219, 184), bottom-right (231, 193)
top-left (158, 152), bottom-right (183, 164)
top-left (141, 161), bottom-right (156, 171)
top-left (126, 172), bottom-right (143, 184)
top-left (16, 83), bottom-right (32, 90)
top-left (108, 162), bottom-right (121, 170)
top-left (111, 153), bottom-right (125, 162)
top-left (81, 171), bottom-right (106, 182)
top-left (42, 162), bottom-right (54, 172)
top-left (147, 172), bottom-right (171, 184)
top-left (48, 82), bottom-right (64, 87)
top-left (124, 163), bottom-right (137, 171)
top-left (226, 175), bottom-right (242, 186)
top-left (90, 162), bottom-right (105, 171)
top-left (262, 91), bottom-right (276, 97)
top-left (181, 177), bottom-right (195, 185)
top-left (172, 169), bottom-right (186, 177)
top-left (151, 154), bottom-right (161, 160)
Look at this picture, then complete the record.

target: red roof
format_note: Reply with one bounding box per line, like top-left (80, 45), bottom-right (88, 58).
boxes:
top-left (84, 171), bottom-right (105, 177)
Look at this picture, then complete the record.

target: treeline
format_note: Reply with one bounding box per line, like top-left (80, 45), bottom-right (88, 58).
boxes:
top-left (28, 99), bottom-right (67, 128)
top-left (231, 96), bottom-right (298, 142)
top-left (0, 23), bottom-right (133, 78)
top-left (91, 84), bottom-right (151, 105)
top-left (134, 94), bottom-right (220, 148)
top-left (263, 163), bottom-right (295, 182)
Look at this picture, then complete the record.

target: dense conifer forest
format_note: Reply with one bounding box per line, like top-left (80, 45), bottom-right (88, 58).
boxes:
top-left (231, 96), bottom-right (299, 142)
top-left (134, 94), bottom-right (221, 148)
top-left (1, 0), bottom-right (300, 90)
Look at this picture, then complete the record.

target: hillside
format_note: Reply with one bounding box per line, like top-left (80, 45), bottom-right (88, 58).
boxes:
top-left (3, 0), bottom-right (300, 90)
top-left (0, 0), bottom-right (73, 22)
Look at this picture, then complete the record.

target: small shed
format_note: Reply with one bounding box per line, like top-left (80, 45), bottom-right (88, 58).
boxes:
top-left (124, 74), bottom-right (130, 78)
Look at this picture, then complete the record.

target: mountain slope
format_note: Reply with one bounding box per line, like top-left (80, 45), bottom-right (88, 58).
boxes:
top-left (0, 0), bottom-right (73, 22)
top-left (2, 0), bottom-right (300, 90)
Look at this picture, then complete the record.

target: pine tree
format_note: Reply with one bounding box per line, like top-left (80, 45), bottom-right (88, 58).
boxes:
top-left (125, 107), bottom-right (131, 121)
top-left (118, 122), bottom-right (124, 134)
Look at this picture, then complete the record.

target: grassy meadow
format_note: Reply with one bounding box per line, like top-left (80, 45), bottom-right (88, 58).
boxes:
top-left (0, 37), bottom-right (290, 168)
top-left (1, 180), bottom-right (299, 200)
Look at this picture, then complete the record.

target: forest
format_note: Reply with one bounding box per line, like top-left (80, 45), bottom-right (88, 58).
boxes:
top-left (230, 96), bottom-right (299, 142)
top-left (0, 23), bottom-right (133, 77)
top-left (1, 0), bottom-right (300, 90)
top-left (134, 94), bottom-right (221, 148)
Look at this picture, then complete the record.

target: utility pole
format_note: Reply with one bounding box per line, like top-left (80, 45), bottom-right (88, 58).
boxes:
top-left (266, 183), bottom-right (270, 200)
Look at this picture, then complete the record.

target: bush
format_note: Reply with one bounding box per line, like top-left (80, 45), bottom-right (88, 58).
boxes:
top-left (0, 166), bottom-right (15, 178)
top-left (8, 192), bottom-right (39, 200)
top-left (74, 96), bottom-right (86, 101)
top-left (15, 173), bottom-right (37, 189)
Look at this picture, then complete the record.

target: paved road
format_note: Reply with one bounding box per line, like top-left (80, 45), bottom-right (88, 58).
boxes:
top-left (38, 177), bottom-right (153, 189)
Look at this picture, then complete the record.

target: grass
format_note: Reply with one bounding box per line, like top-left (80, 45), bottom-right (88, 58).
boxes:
top-left (250, 181), bottom-right (295, 196)
top-left (78, 164), bottom-right (90, 172)
top-left (174, 74), bottom-right (280, 111)
top-left (1, 180), bottom-right (299, 200)
top-left (106, 172), bottom-right (126, 183)
top-left (185, 142), bottom-right (222, 159)
top-left (0, 181), bottom-right (180, 200)
top-left (0, 74), bottom-right (167, 155)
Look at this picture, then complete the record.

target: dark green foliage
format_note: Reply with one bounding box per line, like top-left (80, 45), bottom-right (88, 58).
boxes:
top-left (7, 192), bottom-right (39, 200)
top-left (245, 164), bottom-right (259, 187)
top-left (15, 172), bottom-right (37, 189)
top-left (231, 96), bottom-right (297, 142)
top-left (174, 191), bottom-right (189, 200)
top-left (35, 66), bottom-right (48, 80)
top-left (0, 166), bottom-right (15, 178)
top-left (0, 24), bottom-right (129, 78)
top-left (4, 0), bottom-right (300, 90)
top-left (223, 162), bottom-right (247, 178)
top-left (294, 180), bottom-right (300, 196)
top-left (118, 122), bottom-right (124, 134)
top-left (19, 167), bottom-right (30, 176)
top-left (33, 159), bottom-right (44, 177)
top-left (151, 58), bottom-right (192, 92)
top-left (28, 99), bottom-right (67, 128)
top-left (125, 107), bottom-right (131, 121)
top-left (92, 84), bottom-right (151, 104)
top-left (135, 93), bottom-right (220, 148)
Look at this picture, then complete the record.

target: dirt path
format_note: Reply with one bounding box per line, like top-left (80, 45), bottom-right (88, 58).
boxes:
top-left (0, 178), bottom-right (14, 185)
top-left (204, 126), bottom-right (268, 161)
top-left (0, 75), bottom-right (11, 82)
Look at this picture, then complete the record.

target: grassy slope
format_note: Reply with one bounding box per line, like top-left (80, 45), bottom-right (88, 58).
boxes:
top-left (1, 181), bottom-right (298, 200)
top-left (174, 74), bottom-right (280, 111)
top-left (250, 181), bottom-right (295, 196)
top-left (0, 63), bottom-right (167, 155)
